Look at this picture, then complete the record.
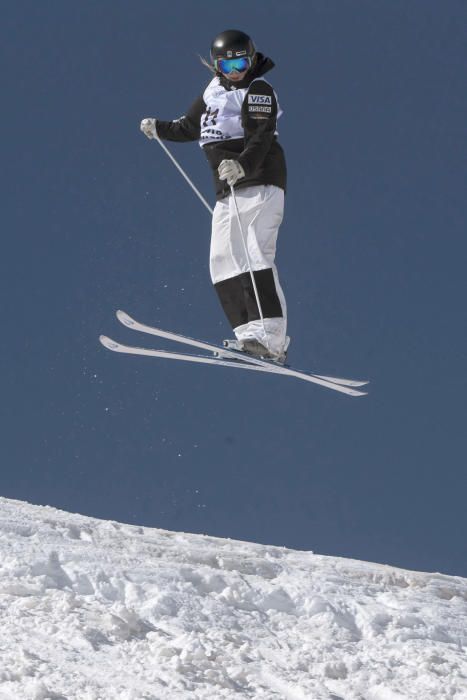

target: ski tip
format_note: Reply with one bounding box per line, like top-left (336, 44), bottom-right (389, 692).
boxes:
top-left (341, 388), bottom-right (368, 397)
top-left (348, 378), bottom-right (370, 387)
top-left (99, 335), bottom-right (120, 351)
top-left (116, 309), bottom-right (135, 327)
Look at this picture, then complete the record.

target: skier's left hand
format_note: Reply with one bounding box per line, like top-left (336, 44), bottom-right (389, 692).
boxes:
top-left (218, 159), bottom-right (245, 186)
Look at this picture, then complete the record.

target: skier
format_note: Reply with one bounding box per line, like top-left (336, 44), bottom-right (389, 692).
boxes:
top-left (140, 29), bottom-right (288, 361)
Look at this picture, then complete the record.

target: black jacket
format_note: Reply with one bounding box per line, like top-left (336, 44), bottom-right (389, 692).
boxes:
top-left (155, 54), bottom-right (287, 200)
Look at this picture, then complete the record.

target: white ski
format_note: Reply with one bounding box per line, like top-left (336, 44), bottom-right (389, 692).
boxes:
top-left (99, 336), bottom-right (367, 396)
top-left (116, 310), bottom-right (369, 389)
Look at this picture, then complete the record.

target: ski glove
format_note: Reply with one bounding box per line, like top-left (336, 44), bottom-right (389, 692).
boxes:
top-left (140, 118), bottom-right (158, 139)
top-left (218, 159), bottom-right (245, 187)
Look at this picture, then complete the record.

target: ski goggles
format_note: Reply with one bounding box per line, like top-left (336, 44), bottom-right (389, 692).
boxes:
top-left (214, 56), bottom-right (251, 74)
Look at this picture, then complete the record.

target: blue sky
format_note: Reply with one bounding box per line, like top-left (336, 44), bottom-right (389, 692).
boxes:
top-left (2, 0), bottom-right (466, 576)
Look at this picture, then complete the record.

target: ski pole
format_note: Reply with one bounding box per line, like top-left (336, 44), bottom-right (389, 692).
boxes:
top-left (229, 184), bottom-right (271, 353)
top-left (154, 135), bottom-right (213, 215)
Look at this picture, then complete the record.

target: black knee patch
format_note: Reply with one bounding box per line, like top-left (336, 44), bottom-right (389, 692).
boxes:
top-left (214, 268), bottom-right (283, 328)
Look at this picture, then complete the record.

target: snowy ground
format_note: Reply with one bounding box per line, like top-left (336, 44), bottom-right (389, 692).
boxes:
top-left (0, 498), bottom-right (466, 699)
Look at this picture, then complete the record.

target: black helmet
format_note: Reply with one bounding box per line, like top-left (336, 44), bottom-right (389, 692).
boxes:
top-left (210, 29), bottom-right (256, 64)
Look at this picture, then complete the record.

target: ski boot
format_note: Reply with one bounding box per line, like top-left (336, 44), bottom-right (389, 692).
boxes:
top-left (219, 337), bottom-right (290, 366)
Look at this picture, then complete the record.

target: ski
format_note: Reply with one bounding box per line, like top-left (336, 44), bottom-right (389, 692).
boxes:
top-left (116, 310), bottom-right (369, 389)
top-left (99, 336), bottom-right (366, 396)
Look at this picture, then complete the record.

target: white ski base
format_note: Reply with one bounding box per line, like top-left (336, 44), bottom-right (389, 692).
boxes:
top-left (116, 310), bottom-right (369, 390)
top-left (99, 335), bottom-right (367, 397)
top-left (116, 311), bottom-right (369, 387)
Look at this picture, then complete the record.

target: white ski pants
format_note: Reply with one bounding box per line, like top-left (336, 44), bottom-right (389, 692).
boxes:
top-left (210, 185), bottom-right (287, 356)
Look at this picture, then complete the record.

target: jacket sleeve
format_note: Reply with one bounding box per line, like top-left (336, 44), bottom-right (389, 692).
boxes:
top-left (155, 95), bottom-right (205, 142)
top-left (237, 80), bottom-right (278, 175)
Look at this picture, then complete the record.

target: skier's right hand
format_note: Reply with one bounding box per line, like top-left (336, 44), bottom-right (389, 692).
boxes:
top-left (140, 118), bottom-right (157, 139)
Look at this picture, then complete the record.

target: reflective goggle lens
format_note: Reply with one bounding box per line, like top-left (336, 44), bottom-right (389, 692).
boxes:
top-left (215, 57), bottom-right (251, 74)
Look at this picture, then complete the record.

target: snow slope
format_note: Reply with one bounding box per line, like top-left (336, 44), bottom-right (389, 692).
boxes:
top-left (0, 498), bottom-right (466, 700)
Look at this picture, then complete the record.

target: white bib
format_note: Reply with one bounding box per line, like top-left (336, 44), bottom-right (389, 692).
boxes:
top-left (199, 77), bottom-right (281, 147)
